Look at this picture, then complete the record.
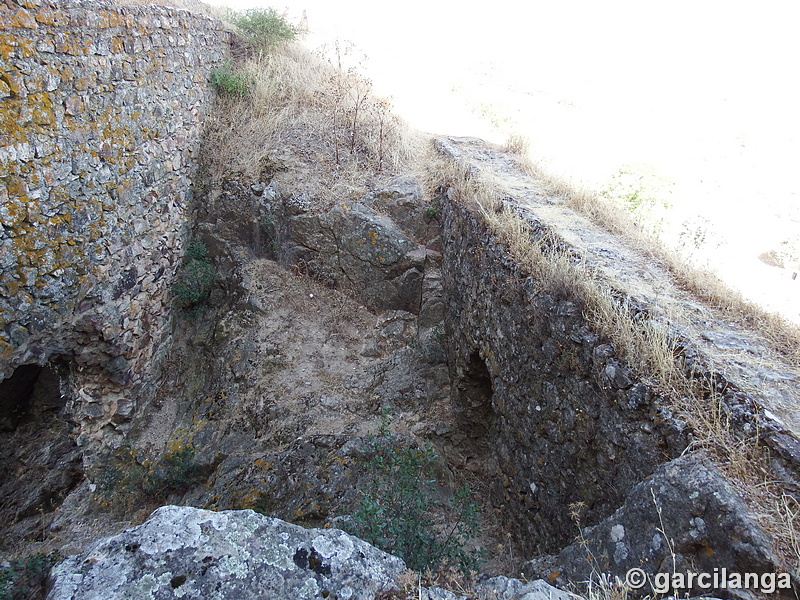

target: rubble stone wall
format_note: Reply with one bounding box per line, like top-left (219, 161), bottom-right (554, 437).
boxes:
top-left (0, 0), bottom-right (228, 430)
top-left (440, 197), bottom-right (688, 555)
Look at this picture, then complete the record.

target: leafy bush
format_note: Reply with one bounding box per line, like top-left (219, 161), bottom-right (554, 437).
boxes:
top-left (347, 419), bottom-right (482, 573)
top-left (228, 8), bottom-right (297, 49)
top-left (209, 61), bottom-right (254, 98)
top-left (143, 446), bottom-right (207, 498)
top-left (96, 444), bottom-right (208, 507)
top-left (173, 239), bottom-right (216, 315)
top-left (0, 552), bottom-right (61, 600)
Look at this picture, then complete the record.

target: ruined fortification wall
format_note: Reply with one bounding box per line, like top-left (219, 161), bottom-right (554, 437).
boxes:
top-left (440, 197), bottom-right (688, 555)
top-left (0, 0), bottom-right (227, 430)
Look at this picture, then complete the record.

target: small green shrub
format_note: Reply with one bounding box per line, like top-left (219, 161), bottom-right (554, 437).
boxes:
top-left (209, 61), bottom-right (254, 98)
top-left (425, 206), bottom-right (441, 218)
top-left (143, 446), bottom-right (206, 498)
top-left (0, 552), bottom-right (61, 600)
top-left (173, 239), bottom-right (216, 316)
top-left (347, 416), bottom-right (482, 573)
top-left (95, 445), bottom-right (147, 502)
top-left (228, 8), bottom-right (298, 49)
top-left (258, 213), bottom-right (279, 257)
top-left (96, 445), bottom-right (207, 504)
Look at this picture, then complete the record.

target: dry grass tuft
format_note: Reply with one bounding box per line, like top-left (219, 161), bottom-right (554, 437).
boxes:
top-left (438, 158), bottom-right (682, 392)
top-left (509, 147), bottom-right (800, 367)
top-left (201, 41), bottom-right (424, 209)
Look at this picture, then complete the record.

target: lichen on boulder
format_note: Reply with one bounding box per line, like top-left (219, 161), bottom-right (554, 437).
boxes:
top-left (48, 506), bottom-right (405, 600)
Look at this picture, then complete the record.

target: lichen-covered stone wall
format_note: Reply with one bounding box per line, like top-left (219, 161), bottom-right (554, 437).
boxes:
top-left (0, 0), bottom-right (228, 434)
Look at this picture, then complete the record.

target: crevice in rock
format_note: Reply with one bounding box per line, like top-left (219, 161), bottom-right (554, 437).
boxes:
top-left (0, 361), bottom-right (84, 540)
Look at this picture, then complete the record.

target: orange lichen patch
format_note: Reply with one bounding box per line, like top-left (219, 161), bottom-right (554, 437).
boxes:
top-left (73, 75), bottom-right (94, 91)
top-left (0, 340), bottom-right (14, 359)
top-left (109, 37), bottom-right (124, 53)
top-left (2, 8), bottom-right (38, 29)
top-left (53, 34), bottom-right (91, 56)
top-left (0, 71), bottom-right (27, 98)
top-left (4, 175), bottom-right (30, 202)
top-left (0, 33), bottom-right (35, 60)
top-left (34, 10), bottom-right (56, 26)
top-left (59, 64), bottom-right (74, 81)
top-left (29, 92), bottom-right (56, 126)
top-left (102, 123), bottom-right (135, 155)
top-left (253, 458), bottom-right (274, 471)
top-left (239, 489), bottom-right (265, 508)
top-left (97, 9), bottom-right (126, 29)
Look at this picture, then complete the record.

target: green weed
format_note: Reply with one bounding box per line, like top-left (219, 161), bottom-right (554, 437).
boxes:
top-left (143, 446), bottom-right (206, 498)
top-left (347, 416), bottom-right (482, 573)
top-left (0, 552), bottom-right (61, 600)
top-left (173, 239), bottom-right (216, 316)
top-left (209, 61), bottom-right (254, 98)
top-left (96, 445), bottom-right (207, 506)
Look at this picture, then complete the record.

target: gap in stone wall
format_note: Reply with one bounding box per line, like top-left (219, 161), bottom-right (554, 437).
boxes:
top-left (0, 363), bottom-right (64, 432)
top-left (453, 351), bottom-right (496, 455)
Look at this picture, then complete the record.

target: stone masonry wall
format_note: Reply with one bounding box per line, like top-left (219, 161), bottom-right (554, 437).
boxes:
top-left (440, 196), bottom-right (689, 556)
top-left (0, 0), bottom-right (228, 436)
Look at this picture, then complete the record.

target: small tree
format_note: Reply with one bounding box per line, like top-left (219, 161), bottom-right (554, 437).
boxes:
top-left (227, 8), bottom-right (298, 50)
top-left (173, 239), bottom-right (216, 316)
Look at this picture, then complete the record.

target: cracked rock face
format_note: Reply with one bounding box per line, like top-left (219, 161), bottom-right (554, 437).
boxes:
top-left (48, 506), bottom-right (405, 600)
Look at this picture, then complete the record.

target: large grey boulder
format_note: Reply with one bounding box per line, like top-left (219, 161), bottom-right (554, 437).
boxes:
top-left (48, 506), bottom-right (404, 600)
top-left (473, 576), bottom-right (574, 600)
top-left (549, 452), bottom-right (790, 598)
top-left (279, 198), bottom-right (429, 313)
top-left (417, 577), bottom-right (572, 600)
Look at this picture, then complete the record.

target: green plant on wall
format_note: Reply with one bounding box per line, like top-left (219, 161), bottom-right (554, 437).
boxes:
top-left (142, 446), bottom-right (206, 498)
top-left (95, 444), bottom-right (208, 506)
top-left (173, 239), bottom-right (216, 316)
top-left (0, 551), bottom-right (61, 600)
top-left (209, 61), bottom-right (254, 98)
top-left (346, 415), bottom-right (483, 573)
top-left (603, 164), bottom-right (674, 238)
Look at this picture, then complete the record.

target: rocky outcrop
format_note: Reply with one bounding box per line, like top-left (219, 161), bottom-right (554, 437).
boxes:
top-left (548, 453), bottom-right (787, 598)
top-left (48, 506), bottom-right (405, 600)
top-left (280, 199), bottom-right (425, 312)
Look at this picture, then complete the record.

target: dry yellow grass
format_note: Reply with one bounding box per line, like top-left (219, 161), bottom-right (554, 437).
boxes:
top-left (434, 158), bottom-right (682, 392)
top-left (201, 41), bottom-right (424, 209)
top-left (503, 139), bottom-right (800, 367)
